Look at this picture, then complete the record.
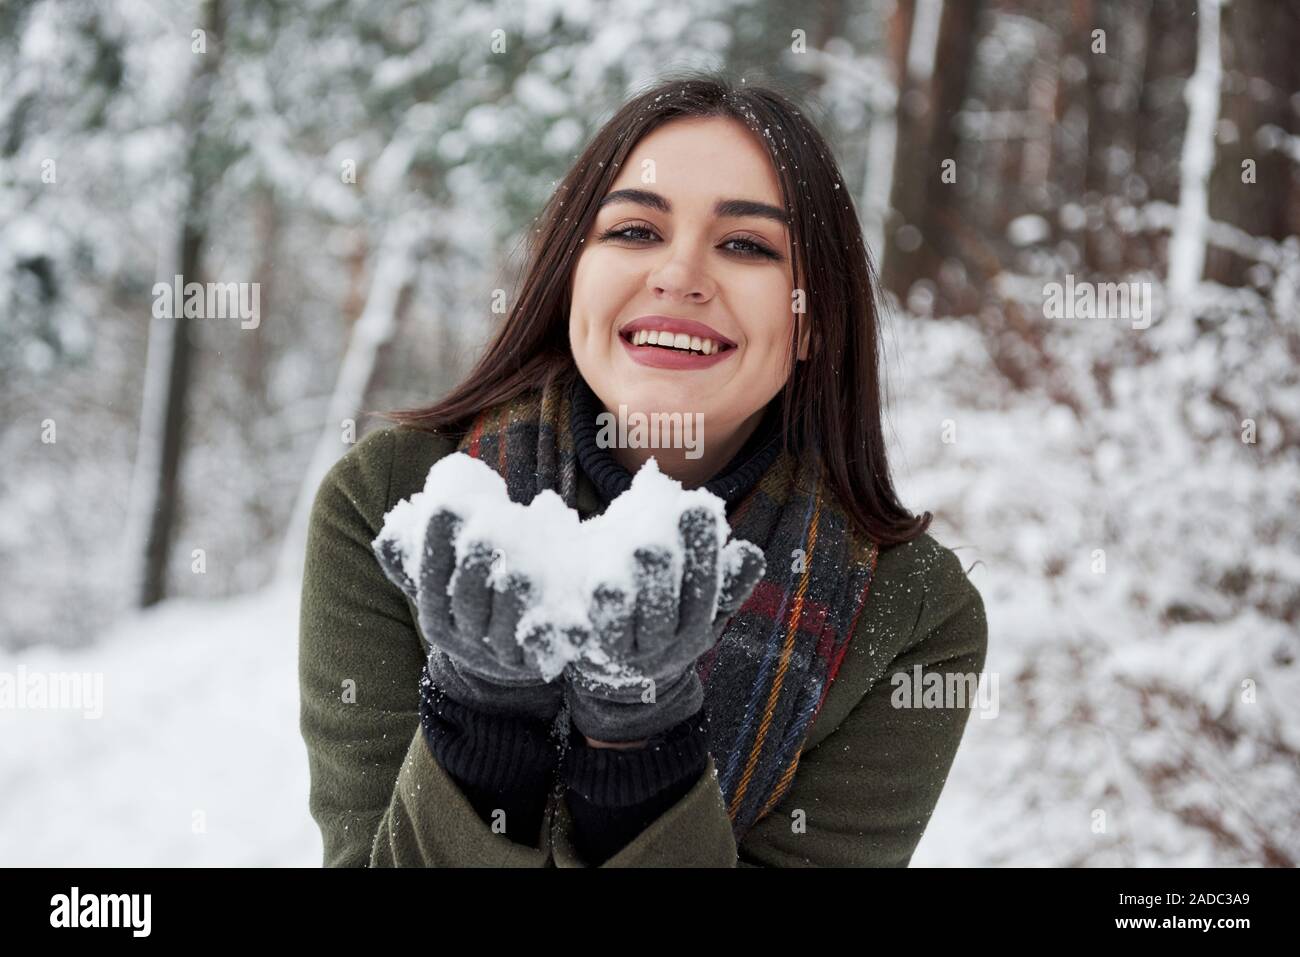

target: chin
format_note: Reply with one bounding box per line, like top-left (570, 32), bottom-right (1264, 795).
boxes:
top-left (621, 381), bottom-right (714, 416)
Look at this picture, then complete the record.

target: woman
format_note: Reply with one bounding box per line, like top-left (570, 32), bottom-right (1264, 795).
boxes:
top-left (298, 72), bottom-right (987, 867)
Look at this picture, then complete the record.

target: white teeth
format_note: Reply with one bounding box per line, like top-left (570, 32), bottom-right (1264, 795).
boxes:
top-left (629, 328), bottom-right (726, 355)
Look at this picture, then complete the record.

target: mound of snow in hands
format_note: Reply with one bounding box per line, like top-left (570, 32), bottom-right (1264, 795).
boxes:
top-left (372, 452), bottom-right (759, 682)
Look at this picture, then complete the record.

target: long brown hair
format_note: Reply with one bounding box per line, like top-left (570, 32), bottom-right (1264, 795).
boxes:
top-left (377, 69), bottom-right (930, 547)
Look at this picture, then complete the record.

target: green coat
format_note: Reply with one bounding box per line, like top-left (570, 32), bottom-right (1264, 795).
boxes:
top-left (299, 425), bottom-right (988, 867)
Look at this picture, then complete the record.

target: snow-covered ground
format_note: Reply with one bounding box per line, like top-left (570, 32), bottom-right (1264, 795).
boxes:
top-left (0, 582), bottom-right (321, 866)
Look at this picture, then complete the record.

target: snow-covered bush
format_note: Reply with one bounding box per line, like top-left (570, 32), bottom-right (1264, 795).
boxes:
top-left (890, 248), bottom-right (1299, 865)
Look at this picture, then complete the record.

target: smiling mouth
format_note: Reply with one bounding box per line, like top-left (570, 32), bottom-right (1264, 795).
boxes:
top-left (619, 328), bottom-right (737, 357)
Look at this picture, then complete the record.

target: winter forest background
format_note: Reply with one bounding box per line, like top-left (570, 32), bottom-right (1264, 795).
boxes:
top-left (1, 0), bottom-right (1297, 866)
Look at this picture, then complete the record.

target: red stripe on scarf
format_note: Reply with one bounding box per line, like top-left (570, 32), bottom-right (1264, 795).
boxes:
top-left (467, 417), bottom-right (485, 458)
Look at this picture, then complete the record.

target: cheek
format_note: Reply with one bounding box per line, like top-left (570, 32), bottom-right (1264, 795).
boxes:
top-left (571, 252), bottom-right (627, 326)
top-left (569, 258), bottom-right (601, 337)
top-left (740, 283), bottom-right (795, 365)
top-left (569, 263), bottom-right (619, 361)
top-left (570, 255), bottom-right (592, 312)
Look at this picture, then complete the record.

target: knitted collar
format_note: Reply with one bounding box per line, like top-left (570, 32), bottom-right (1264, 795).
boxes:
top-left (567, 371), bottom-right (784, 510)
top-left (455, 364), bottom-right (880, 843)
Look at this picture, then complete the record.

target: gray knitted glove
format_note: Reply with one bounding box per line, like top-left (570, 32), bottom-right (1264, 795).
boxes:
top-left (563, 505), bottom-right (766, 743)
top-left (374, 507), bottom-right (564, 723)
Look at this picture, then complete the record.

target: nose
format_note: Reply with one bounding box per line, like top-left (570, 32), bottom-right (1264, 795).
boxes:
top-left (646, 249), bottom-right (715, 304)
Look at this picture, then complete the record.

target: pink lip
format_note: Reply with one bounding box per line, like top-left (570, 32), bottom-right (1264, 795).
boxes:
top-left (617, 315), bottom-right (739, 371)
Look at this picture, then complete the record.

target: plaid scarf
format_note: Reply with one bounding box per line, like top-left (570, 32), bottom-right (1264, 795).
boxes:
top-left (454, 366), bottom-right (881, 843)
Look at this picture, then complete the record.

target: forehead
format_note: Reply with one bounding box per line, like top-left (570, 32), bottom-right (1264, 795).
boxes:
top-left (608, 116), bottom-right (783, 206)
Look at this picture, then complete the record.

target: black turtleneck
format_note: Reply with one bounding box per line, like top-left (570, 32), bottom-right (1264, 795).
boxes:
top-left (568, 370), bottom-right (785, 509)
top-left (425, 374), bottom-right (787, 864)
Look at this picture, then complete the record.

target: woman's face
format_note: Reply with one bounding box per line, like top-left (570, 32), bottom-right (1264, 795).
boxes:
top-left (569, 115), bottom-right (808, 454)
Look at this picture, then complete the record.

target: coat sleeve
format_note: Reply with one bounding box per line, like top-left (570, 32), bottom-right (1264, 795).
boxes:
top-left (298, 426), bottom-right (552, 867)
top-left (549, 537), bottom-right (988, 868)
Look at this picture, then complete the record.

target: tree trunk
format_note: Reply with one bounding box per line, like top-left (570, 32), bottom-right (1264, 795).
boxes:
top-left (1082, 0), bottom-right (1150, 273)
top-left (126, 0), bottom-right (225, 608)
top-left (274, 218), bottom-right (423, 584)
top-left (1204, 0), bottom-right (1300, 285)
top-left (883, 0), bottom-right (983, 313)
top-left (1167, 0), bottom-right (1223, 310)
top-left (1131, 0), bottom-right (1196, 274)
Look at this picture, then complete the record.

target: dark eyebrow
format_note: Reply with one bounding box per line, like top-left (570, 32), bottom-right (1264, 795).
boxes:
top-left (597, 188), bottom-right (789, 226)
